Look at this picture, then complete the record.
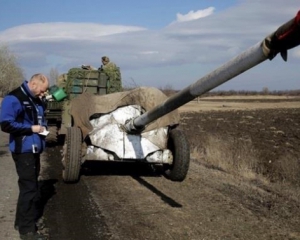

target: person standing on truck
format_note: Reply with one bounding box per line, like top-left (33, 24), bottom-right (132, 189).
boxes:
top-left (100, 56), bottom-right (116, 70)
top-left (0, 73), bottom-right (49, 240)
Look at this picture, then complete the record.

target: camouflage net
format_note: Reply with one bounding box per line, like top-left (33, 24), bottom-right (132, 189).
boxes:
top-left (65, 68), bottom-right (98, 96)
top-left (56, 66), bottom-right (122, 98)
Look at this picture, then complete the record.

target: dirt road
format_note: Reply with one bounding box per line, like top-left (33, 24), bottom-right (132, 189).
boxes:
top-left (0, 131), bottom-right (21, 240)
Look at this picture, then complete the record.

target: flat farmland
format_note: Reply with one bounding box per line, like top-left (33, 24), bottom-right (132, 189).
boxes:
top-left (179, 96), bottom-right (300, 182)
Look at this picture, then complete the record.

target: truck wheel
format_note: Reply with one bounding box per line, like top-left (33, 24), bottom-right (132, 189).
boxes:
top-left (62, 127), bottom-right (82, 183)
top-left (164, 128), bottom-right (190, 182)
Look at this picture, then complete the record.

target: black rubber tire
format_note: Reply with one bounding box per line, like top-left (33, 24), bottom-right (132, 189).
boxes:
top-left (62, 127), bottom-right (82, 183)
top-left (164, 128), bottom-right (190, 182)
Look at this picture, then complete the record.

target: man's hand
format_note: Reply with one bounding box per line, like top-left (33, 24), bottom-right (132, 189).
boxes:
top-left (31, 125), bottom-right (45, 133)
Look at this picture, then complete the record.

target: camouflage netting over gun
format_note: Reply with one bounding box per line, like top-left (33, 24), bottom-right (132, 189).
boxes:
top-left (70, 87), bottom-right (180, 139)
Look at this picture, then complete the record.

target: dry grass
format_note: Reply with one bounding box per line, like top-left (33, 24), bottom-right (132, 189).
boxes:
top-left (192, 135), bottom-right (259, 179)
top-left (274, 154), bottom-right (300, 185)
top-left (191, 134), bottom-right (300, 187)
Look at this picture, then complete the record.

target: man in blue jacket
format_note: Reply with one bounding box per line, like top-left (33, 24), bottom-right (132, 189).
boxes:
top-left (0, 73), bottom-right (49, 240)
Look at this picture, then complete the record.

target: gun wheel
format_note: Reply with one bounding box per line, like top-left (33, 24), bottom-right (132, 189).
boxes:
top-left (164, 128), bottom-right (190, 182)
top-left (62, 127), bottom-right (82, 183)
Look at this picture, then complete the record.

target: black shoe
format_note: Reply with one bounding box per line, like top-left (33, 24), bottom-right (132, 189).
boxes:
top-left (20, 231), bottom-right (48, 240)
top-left (36, 217), bottom-right (45, 230)
top-left (15, 218), bottom-right (45, 231)
top-left (15, 223), bottom-right (45, 231)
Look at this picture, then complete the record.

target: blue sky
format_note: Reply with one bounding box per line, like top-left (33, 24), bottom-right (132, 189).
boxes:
top-left (0, 0), bottom-right (299, 91)
top-left (0, 0), bottom-right (237, 30)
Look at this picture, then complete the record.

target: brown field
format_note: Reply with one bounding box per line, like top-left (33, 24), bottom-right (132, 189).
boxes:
top-left (179, 96), bottom-right (300, 183)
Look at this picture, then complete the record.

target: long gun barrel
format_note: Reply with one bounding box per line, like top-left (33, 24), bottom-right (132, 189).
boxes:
top-left (125, 11), bottom-right (300, 133)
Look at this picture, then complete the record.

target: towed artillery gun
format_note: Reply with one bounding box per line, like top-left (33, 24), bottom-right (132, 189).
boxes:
top-left (61, 11), bottom-right (300, 183)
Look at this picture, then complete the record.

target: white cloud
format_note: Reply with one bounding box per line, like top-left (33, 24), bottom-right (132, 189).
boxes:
top-left (0, 0), bottom-right (299, 91)
top-left (0, 23), bottom-right (146, 43)
top-left (175, 7), bottom-right (215, 23)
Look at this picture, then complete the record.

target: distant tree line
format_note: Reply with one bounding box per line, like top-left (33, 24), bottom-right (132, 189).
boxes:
top-left (156, 85), bottom-right (300, 97)
top-left (0, 45), bottom-right (24, 97)
top-left (203, 89), bottom-right (300, 97)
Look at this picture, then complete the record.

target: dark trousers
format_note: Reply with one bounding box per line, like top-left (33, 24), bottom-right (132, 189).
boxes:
top-left (12, 152), bottom-right (41, 235)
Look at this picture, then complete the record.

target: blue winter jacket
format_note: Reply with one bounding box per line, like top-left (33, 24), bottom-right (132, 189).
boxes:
top-left (0, 81), bottom-right (47, 154)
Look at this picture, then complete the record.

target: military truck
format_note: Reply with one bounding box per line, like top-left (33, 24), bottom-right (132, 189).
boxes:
top-left (45, 64), bottom-right (122, 143)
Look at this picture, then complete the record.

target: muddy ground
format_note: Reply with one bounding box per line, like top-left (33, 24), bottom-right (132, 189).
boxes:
top-left (40, 98), bottom-right (300, 240)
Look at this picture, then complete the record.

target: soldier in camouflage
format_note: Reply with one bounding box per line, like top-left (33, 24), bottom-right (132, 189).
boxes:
top-left (101, 56), bottom-right (115, 69)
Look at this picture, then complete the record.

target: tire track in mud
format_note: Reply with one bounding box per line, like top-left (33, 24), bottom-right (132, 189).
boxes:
top-left (81, 159), bottom-right (300, 240)
top-left (42, 146), bottom-right (112, 240)
top-left (41, 125), bottom-right (300, 240)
